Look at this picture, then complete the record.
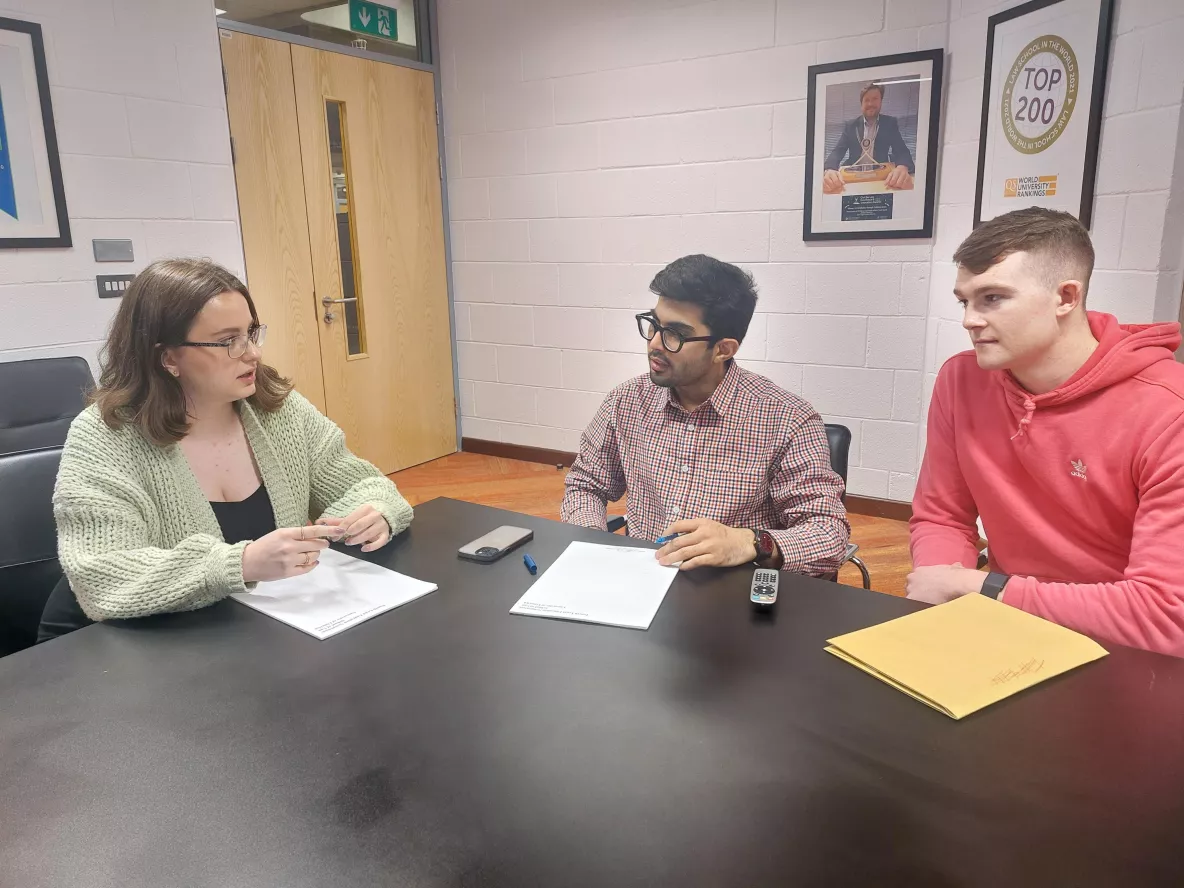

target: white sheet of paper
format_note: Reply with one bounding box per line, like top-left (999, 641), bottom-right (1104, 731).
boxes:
top-left (231, 548), bottom-right (437, 640)
top-left (509, 541), bottom-right (678, 630)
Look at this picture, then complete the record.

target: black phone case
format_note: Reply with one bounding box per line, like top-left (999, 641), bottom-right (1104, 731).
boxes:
top-left (457, 530), bottom-right (534, 563)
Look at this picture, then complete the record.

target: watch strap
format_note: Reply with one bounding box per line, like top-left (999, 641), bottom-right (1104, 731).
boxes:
top-left (981, 572), bottom-right (1010, 600)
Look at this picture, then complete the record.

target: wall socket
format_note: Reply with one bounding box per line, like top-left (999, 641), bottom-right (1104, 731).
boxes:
top-left (96, 274), bottom-right (135, 297)
top-left (92, 239), bottom-right (134, 262)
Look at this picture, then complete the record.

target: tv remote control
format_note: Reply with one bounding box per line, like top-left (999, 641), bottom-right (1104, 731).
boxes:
top-left (750, 568), bottom-right (779, 608)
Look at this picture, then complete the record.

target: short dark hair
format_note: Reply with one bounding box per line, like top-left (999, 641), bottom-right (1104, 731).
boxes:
top-left (649, 255), bottom-right (758, 344)
top-left (860, 83), bottom-right (884, 101)
top-left (94, 258), bottom-right (292, 446)
top-left (953, 207), bottom-right (1095, 297)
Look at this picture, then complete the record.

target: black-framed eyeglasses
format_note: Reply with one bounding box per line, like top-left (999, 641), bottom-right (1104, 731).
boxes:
top-left (180, 324), bottom-right (267, 359)
top-left (635, 312), bottom-right (714, 354)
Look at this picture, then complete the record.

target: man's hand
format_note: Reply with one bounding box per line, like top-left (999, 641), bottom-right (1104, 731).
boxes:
top-left (822, 169), bottom-right (845, 194)
top-left (905, 564), bottom-right (986, 604)
top-left (656, 519), bottom-right (758, 571)
top-left (884, 166), bottom-right (914, 190)
top-left (316, 505), bottom-right (391, 552)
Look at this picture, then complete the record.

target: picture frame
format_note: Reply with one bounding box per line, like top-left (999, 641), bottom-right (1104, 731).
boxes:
top-left (0, 16), bottom-right (71, 249)
top-left (974, 0), bottom-right (1115, 229)
top-left (803, 48), bottom-right (944, 241)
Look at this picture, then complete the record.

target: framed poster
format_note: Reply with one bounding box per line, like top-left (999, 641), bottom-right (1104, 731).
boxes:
top-left (974, 0), bottom-right (1114, 228)
top-left (803, 49), bottom-right (943, 241)
top-left (0, 17), bottom-right (70, 249)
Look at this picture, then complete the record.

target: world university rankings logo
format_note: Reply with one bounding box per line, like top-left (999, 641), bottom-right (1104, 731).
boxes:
top-left (999, 33), bottom-right (1079, 200)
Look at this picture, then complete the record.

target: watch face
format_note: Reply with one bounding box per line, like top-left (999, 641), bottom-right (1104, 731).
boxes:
top-left (757, 530), bottom-right (775, 558)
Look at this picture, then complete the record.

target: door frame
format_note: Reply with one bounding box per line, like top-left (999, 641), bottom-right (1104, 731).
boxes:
top-left (218, 4), bottom-right (463, 451)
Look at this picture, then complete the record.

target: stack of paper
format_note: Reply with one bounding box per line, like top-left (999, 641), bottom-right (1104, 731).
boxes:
top-left (825, 593), bottom-right (1109, 719)
top-left (510, 541), bottom-right (678, 630)
top-left (232, 548), bottom-right (437, 640)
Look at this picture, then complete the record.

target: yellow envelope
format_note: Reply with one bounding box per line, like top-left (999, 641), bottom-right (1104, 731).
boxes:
top-left (825, 593), bottom-right (1109, 719)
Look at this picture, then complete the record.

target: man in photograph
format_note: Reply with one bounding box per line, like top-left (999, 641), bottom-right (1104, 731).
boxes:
top-left (822, 82), bottom-right (915, 193)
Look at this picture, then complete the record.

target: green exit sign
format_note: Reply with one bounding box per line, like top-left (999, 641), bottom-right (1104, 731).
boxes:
top-left (349, 0), bottom-right (398, 41)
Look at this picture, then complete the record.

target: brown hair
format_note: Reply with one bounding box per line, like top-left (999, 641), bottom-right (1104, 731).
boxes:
top-left (94, 258), bottom-right (292, 445)
top-left (860, 82), bottom-right (884, 101)
top-left (953, 207), bottom-right (1095, 297)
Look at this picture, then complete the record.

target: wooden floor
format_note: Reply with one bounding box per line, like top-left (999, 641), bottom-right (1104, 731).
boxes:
top-left (391, 453), bottom-right (911, 597)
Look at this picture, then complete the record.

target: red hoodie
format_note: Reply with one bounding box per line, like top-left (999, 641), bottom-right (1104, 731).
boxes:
top-left (911, 311), bottom-right (1184, 657)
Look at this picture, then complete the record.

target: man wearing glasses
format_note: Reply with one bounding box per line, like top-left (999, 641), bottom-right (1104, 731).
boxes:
top-left (561, 254), bottom-right (850, 574)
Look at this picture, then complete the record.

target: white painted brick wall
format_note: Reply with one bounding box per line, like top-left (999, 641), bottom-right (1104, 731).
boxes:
top-left (525, 124), bottom-right (600, 173)
top-left (441, 0), bottom-right (1184, 502)
top-left (921, 0), bottom-right (1184, 496)
top-left (473, 381), bottom-right (538, 425)
top-left (497, 345), bottom-right (563, 387)
top-left (0, 0), bottom-right (243, 375)
top-left (768, 315), bottom-right (869, 367)
top-left (469, 303), bottom-right (534, 346)
top-left (438, 0), bottom-right (940, 498)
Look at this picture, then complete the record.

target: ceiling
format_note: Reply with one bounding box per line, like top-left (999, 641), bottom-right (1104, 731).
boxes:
top-left (218, 0), bottom-right (339, 17)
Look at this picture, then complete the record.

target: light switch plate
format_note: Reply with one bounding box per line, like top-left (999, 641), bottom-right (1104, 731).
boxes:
top-left (97, 274), bottom-right (134, 297)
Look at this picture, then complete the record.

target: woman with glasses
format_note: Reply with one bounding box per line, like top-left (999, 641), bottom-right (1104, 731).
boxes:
top-left (40, 258), bottom-right (413, 639)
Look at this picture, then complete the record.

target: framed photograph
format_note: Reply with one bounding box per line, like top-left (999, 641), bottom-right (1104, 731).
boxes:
top-left (0, 17), bottom-right (70, 249)
top-left (803, 49), bottom-right (943, 241)
top-left (974, 0), bottom-right (1115, 228)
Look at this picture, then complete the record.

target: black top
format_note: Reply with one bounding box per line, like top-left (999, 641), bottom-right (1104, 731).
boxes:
top-left (209, 484), bottom-right (276, 544)
top-left (11, 498), bottom-right (1184, 887)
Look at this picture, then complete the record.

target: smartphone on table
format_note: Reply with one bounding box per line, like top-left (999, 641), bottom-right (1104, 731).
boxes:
top-left (457, 526), bottom-right (534, 563)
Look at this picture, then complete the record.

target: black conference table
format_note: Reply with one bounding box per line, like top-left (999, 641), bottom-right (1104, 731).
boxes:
top-left (2, 498), bottom-right (1183, 887)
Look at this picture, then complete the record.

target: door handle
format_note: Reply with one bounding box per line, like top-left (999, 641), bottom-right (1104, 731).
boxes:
top-left (322, 295), bottom-right (356, 324)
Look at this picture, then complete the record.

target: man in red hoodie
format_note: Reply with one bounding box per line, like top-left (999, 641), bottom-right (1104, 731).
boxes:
top-left (908, 207), bottom-right (1184, 657)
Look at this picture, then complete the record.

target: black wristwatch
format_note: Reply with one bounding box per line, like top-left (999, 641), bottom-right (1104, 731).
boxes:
top-left (750, 528), bottom-right (775, 563)
top-left (981, 572), bottom-right (1010, 600)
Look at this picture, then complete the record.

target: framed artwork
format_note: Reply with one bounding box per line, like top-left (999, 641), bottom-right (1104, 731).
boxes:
top-left (0, 16), bottom-right (70, 249)
top-left (803, 48), bottom-right (943, 241)
top-left (974, 0), bottom-right (1114, 228)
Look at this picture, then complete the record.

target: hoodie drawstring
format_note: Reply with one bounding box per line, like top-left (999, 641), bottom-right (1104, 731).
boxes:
top-left (1011, 398), bottom-right (1036, 440)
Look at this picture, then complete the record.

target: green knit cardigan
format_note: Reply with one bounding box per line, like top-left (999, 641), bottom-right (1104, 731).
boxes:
top-left (53, 391), bottom-right (414, 621)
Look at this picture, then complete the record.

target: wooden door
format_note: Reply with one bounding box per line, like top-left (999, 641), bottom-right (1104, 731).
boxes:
top-left (291, 44), bottom-right (456, 474)
top-left (221, 30), bottom-right (326, 410)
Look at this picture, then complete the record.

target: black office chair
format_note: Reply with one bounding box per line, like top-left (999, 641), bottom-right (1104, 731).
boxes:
top-left (824, 423), bottom-right (871, 589)
top-left (0, 357), bottom-right (93, 455)
top-left (604, 424), bottom-right (870, 589)
top-left (0, 446), bottom-right (64, 657)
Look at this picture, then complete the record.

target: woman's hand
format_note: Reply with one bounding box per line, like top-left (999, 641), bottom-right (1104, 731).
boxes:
top-left (316, 505), bottom-right (391, 553)
top-left (241, 525), bottom-right (343, 583)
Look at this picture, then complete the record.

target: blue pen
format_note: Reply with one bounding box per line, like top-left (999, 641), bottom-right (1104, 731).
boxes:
top-left (655, 533), bottom-right (681, 545)
top-left (523, 553), bottom-right (538, 575)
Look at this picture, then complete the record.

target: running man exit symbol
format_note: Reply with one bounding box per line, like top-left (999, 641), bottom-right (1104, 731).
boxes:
top-left (349, 0), bottom-right (398, 41)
